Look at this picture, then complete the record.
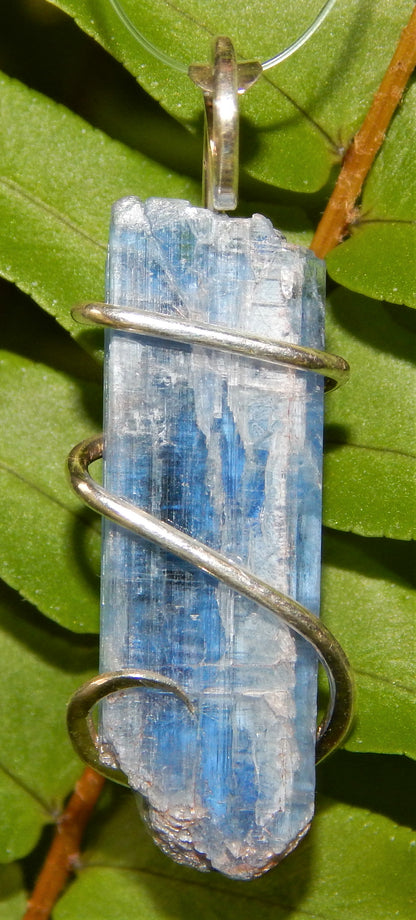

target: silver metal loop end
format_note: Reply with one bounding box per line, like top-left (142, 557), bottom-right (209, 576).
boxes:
top-left (67, 669), bottom-right (194, 786)
top-left (189, 37), bottom-right (262, 211)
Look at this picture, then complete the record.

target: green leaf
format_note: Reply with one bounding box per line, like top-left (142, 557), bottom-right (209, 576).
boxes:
top-left (54, 788), bottom-right (416, 920)
top-left (50, 0), bottom-right (415, 194)
top-left (0, 70), bottom-right (199, 342)
top-left (319, 750), bottom-right (416, 829)
top-left (322, 530), bottom-right (416, 758)
top-left (327, 82), bottom-right (416, 308)
top-left (0, 580), bottom-right (97, 861)
top-left (324, 445), bottom-right (415, 539)
top-left (0, 864), bottom-right (26, 919)
top-left (0, 70), bottom-right (313, 345)
top-left (1, 278), bottom-right (101, 383)
top-left (323, 288), bottom-right (416, 539)
top-left (0, 345), bottom-right (101, 631)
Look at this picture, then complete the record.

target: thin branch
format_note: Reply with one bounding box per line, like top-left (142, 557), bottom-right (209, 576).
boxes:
top-left (22, 767), bottom-right (105, 920)
top-left (311, 4), bottom-right (416, 259)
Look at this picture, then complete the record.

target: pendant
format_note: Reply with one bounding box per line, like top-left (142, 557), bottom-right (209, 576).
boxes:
top-left (67, 37), bottom-right (353, 881)
top-left (103, 195), bottom-right (324, 879)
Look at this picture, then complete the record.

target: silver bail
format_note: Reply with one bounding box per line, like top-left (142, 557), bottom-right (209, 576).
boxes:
top-left (189, 37), bottom-right (262, 211)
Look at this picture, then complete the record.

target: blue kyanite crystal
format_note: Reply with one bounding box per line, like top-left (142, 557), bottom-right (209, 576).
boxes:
top-left (100, 197), bottom-right (325, 879)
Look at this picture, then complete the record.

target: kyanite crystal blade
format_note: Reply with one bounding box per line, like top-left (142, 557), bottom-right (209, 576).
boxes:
top-left (100, 197), bottom-right (325, 879)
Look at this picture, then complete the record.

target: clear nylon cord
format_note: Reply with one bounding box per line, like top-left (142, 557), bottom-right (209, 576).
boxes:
top-left (107, 0), bottom-right (338, 73)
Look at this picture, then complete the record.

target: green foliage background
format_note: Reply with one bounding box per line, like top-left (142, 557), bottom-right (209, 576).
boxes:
top-left (0, 1), bottom-right (414, 916)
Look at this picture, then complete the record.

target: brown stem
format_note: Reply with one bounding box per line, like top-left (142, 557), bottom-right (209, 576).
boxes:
top-left (311, 4), bottom-right (416, 259)
top-left (22, 768), bottom-right (105, 920)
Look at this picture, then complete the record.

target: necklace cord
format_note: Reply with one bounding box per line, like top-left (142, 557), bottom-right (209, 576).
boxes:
top-left (107, 0), bottom-right (338, 74)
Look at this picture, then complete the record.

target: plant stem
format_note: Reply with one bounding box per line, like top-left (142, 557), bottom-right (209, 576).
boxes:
top-left (22, 768), bottom-right (105, 920)
top-left (311, 4), bottom-right (416, 259)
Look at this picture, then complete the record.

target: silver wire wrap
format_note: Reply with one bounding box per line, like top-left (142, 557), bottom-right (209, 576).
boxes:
top-left (67, 300), bottom-right (354, 783)
top-left (73, 301), bottom-right (349, 391)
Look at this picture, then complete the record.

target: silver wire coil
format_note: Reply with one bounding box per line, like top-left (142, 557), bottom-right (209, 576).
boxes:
top-left (67, 300), bottom-right (354, 785)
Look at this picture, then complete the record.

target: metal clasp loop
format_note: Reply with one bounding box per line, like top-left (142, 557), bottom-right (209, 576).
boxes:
top-left (189, 37), bottom-right (262, 211)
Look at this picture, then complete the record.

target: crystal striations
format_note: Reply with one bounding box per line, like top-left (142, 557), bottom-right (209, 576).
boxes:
top-left (101, 197), bottom-right (325, 879)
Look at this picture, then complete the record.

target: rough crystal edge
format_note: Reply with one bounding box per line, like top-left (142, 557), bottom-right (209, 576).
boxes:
top-left (140, 797), bottom-right (312, 880)
top-left (109, 195), bottom-right (325, 267)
